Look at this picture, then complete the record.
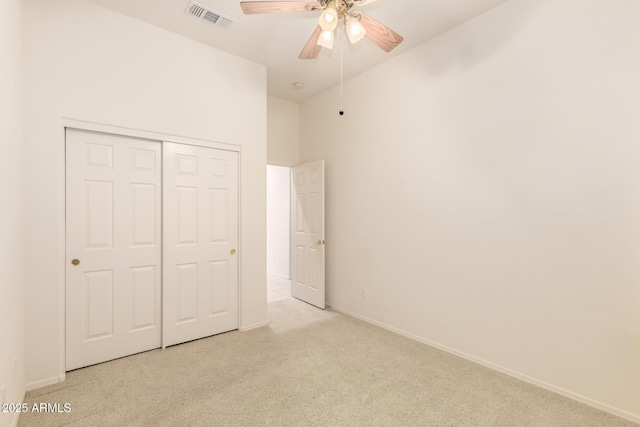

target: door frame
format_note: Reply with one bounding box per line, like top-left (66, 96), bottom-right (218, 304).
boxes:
top-left (59, 119), bottom-right (242, 377)
top-left (265, 161), bottom-right (325, 308)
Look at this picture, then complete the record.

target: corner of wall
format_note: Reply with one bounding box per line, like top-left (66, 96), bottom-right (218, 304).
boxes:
top-left (0, 0), bottom-right (26, 426)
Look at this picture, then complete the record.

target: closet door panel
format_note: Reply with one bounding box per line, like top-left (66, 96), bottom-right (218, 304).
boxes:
top-left (66, 129), bottom-right (162, 370)
top-left (163, 142), bottom-right (239, 347)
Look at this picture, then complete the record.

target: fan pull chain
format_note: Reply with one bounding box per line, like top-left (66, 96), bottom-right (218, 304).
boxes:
top-left (339, 32), bottom-right (344, 116)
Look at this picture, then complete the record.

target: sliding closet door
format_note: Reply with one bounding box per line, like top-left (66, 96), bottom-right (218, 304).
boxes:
top-left (163, 142), bottom-right (239, 347)
top-left (66, 129), bottom-right (162, 370)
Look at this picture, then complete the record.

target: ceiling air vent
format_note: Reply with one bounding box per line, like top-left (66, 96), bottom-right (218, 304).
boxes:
top-left (185, 1), bottom-right (234, 29)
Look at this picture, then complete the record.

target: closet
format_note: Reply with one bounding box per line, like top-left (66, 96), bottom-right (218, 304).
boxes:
top-left (65, 129), bottom-right (238, 370)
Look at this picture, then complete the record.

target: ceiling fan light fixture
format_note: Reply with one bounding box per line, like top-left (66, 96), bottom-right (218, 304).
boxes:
top-left (346, 15), bottom-right (366, 44)
top-left (317, 29), bottom-right (335, 49)
top-left (319, 4), bottom-right (338, 31)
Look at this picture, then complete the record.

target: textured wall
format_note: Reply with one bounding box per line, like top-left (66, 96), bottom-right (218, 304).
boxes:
top-left (267, 96), bottom-right (300, 167)
top-left (301, 0), bottom-right (640, 421)
top-left (0, 0), bottom-right (25, 426)
top-left (22, 0), bottom-right (267, 389)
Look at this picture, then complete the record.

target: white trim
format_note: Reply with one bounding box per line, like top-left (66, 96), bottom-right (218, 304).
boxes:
top-left (9, 389), bottom-right (25, 427)
top-left (61, 118), bottom-right (241, 153)
top-left (266, 161), bottom-right (298, 168)
top-left (26, 374), bottom-right (66, 392)
top-left (239, 320), bottom-right (269, 332)
top-left (237, 149), bottom-right (243, 337)
top-left (58, 120), bottom-right (67, 384)
top-left (329, 305), bottom-right (640, 425)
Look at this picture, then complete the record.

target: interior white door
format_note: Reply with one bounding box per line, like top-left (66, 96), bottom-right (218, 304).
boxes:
top-left (291, 160), bottom-right (325, 309)
top-left (163, 142), bottom-right (239, 347)
top-left (66, 129), bottom-right (162, 370)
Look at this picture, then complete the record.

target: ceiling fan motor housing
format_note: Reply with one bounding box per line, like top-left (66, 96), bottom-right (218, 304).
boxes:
top-left (311, 0), bottom-right (357, 13)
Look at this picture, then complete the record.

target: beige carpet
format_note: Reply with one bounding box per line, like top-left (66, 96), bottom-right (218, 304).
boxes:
top-left (19, 297), bottom-right (636, 427)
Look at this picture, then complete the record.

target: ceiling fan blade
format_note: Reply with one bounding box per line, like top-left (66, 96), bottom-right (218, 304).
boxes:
top-left (299, 25), bottom-right (323, 59)
top-left (359, 13), bottom-right (404, 53)
top-left (240, 1), bottom-right (318, 14)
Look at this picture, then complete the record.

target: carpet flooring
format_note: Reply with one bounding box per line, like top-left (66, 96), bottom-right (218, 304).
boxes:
top-left (19, 296), bottom-right (636, 426)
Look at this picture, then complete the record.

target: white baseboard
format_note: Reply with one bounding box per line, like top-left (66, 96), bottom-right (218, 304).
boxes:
top-left (330, 305), bottom-right (640, 425)
top-left (266, 272), bottom-right (290, 280)
top-left (26, 374), bottom-right (65, 392)
top-left (11, 390), bottom-right (25, 427)
top-left (239, 320), bottom-right (269, 332)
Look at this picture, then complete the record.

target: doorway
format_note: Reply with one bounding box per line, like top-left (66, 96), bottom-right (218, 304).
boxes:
top-left (266, 165), bottom-right (291, 302)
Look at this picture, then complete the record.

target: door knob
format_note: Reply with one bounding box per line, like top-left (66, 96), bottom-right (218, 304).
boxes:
top-left (230, 249), bottom-right (236, 255)
top-left (71, 259), bottom-right (80, 266)
top-left (316, 240), bottom-right (325, 245)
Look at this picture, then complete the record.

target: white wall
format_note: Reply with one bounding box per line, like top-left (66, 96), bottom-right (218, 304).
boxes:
top-left (0, 0), bottom-right (25, 426)
top-left (22, 0), bottom-right (267, 390)
top-left (267, 96), bottom-right (300, 166)
top-left (267, 165), bottom-right (291, 279)
top-left (300, 0), bottom-right (640, 422)
top-left (266, 96), bottom-right (297, 279)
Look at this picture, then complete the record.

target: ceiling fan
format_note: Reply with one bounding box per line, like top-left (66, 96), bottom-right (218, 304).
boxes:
top-left (240, 0), bottom-right (404, 59)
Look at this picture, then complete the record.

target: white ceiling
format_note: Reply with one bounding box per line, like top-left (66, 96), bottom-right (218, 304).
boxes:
top-left (87, 0), bottom-right (509, 103)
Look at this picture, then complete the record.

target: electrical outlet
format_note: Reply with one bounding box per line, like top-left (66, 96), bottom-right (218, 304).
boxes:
top-left (361, 288), bottom-right (366, 298)
top-left (13, 355), bottom-right (17, 380)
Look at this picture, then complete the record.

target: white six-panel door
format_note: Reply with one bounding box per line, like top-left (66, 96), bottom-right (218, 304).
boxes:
top-left (66, 129), bottom-right (162, 370)
top-left (291, 160), bottom-right (325, 309)
top-left (162, 142), bottom-right (239, 347)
